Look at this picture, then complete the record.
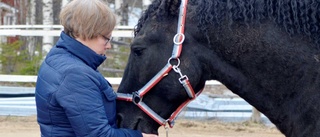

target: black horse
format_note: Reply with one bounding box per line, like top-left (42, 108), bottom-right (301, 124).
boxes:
top-left (116, 0), bottom-right (320, 136)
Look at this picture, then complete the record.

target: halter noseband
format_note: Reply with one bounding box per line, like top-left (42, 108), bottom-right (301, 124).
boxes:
top-left (117, 0), bottom-right (202, 128)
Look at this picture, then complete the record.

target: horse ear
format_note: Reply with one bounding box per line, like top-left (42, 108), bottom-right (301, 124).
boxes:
top-left (159, 0), bottom-right (181, 16)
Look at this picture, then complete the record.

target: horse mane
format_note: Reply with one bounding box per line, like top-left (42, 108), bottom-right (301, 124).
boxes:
top-left (135, 0), bottom-right (320, 48)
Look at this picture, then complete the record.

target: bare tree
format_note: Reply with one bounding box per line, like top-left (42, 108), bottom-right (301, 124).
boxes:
top-left (42, 0), bottom-right (53, 55)
top-left (26, 0), bottom-right (36, 56)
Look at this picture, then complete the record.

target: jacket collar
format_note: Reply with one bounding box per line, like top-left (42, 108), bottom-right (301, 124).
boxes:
top-left (56, 31), bottom-right (106, 70)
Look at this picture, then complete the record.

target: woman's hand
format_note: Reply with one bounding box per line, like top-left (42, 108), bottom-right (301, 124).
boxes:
top-left (142, 133), bottom-right (158, 137)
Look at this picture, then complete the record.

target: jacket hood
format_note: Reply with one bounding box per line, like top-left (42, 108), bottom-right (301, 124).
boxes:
top-left (55, 31), bottom-right (106, 70)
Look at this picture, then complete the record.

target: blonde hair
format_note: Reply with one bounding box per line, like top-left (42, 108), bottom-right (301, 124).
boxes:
top-left (59, 0), bottom-right (116, 40)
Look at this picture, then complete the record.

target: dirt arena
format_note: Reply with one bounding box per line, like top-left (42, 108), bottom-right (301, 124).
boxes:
top-left (0, 115), bottom-right (284, 137)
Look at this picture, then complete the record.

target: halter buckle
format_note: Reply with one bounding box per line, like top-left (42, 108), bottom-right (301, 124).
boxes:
top-left (178, 75), bottom-right (188, 83)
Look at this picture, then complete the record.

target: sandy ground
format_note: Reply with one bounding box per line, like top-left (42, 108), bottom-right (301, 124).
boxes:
top-left (0, 115), bottom-right (284, 137)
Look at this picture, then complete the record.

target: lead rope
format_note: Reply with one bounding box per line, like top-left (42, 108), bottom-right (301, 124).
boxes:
top-left (165, 124), bottom-right (169, 137)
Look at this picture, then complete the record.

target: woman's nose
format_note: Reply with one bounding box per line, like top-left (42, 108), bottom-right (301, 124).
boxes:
top-left (106, 42), bottom-right (112, 49)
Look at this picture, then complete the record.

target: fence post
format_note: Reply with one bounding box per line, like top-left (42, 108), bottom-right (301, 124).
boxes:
top-left (250, 107), bottom-right (261, 123)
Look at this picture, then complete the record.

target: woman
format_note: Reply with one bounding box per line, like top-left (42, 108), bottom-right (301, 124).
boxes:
top-left (35, 0), bottom-right (157, 137)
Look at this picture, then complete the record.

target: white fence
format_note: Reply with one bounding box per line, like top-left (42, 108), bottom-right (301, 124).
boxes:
top-left (0, 74), bottom-right (269, 125)
top-left (0, 74), bottom-right (123, 84)
top-left (0, 25), bottom-right (135, 38)
top-left (0, 74), bottom-right (221, 86)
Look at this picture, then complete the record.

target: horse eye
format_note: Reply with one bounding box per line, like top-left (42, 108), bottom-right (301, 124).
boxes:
top-left (132, 48), bottom-right (145, 56)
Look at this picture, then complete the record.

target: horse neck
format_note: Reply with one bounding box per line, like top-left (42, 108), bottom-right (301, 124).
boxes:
top-left (202, 21), bottom-right (320, 136)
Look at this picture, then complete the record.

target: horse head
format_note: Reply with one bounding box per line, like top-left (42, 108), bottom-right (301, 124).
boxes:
top-left (116, 0), bottom-right (208, 134)
top-left (117, 0), bottom-right (320, 136)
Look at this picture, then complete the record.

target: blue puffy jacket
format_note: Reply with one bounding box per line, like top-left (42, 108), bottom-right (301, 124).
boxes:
top-left (35, 32), bottom-right (142, 137)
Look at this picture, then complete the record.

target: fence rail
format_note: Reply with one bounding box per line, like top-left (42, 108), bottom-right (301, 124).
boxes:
top-left (0, 74), bottom-right (221, 86)
top-left (0, 75), bottom-right (269, 125)
top-left (0, 74), bottom-right (123, 84)
top-left (0, 25), bottom-right (135, 37)
top-left (0, 25), bottom-right (134, 30)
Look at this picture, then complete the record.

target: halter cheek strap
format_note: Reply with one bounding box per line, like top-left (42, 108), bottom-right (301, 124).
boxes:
top-left (117, 0), bottom-right (201, 128)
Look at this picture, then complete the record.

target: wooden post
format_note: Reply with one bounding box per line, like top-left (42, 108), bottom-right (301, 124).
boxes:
top-left (250, 107), bottom-right (261, 123)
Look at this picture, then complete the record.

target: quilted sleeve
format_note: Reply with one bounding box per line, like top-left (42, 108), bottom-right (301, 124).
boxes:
top-left (56, 69), bottom-right (142, 137)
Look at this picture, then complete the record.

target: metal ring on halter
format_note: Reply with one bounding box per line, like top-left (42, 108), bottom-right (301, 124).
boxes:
top-left (173, 33), bottom-right (185, 45)
top-left (168, 57), bottom-right (181, 67)
top-left (132, 91), bottom-right (142, 105)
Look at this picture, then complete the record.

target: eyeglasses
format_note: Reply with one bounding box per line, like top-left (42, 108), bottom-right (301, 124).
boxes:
top-left (101, 34), bottom-right (113, 45)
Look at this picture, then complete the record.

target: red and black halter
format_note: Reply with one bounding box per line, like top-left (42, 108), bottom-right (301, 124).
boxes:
top-left (117, 0), bottom-right (202, 128)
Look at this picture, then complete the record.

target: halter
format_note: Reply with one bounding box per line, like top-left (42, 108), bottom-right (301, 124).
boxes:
top-left (117, 0), bottom-right (202, 128)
